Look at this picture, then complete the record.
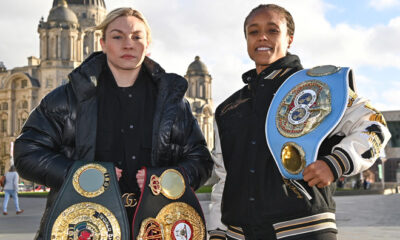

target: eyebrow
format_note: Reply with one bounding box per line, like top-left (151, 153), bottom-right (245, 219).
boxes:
top-left (109, 29), bottom-right (144, 34)
top-left (247, 22), bottom-right (280, 29)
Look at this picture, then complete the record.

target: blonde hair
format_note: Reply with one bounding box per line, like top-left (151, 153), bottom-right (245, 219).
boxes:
top-left (94, 7), bottom-right (152, 44)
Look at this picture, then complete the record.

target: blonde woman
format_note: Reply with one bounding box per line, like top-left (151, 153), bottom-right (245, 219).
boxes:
top-left (15, 8), bottom-right (212, 240)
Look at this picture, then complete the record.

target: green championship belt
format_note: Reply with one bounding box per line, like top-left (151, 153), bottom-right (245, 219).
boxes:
top-left (44, 161), bottom-right (129, 240)
top-left (132, 167), bottom-right (206, 240)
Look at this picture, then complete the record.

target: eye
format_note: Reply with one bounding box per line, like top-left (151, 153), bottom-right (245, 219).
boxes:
top-left (133, 35), bottom-right (143, 40)
top-left (248, 30), bottom-right (258, 35)
top-left (112, 35), bottom-right (122, 40)
top-left (269, 28), bottom-right (279, 33)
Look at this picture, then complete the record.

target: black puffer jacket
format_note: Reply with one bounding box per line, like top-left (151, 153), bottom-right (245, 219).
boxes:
top-left (14, 52), bottom-right (213, 239)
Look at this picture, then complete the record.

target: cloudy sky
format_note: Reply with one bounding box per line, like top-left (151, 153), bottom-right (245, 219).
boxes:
top-left (0, 0), bottom-right (399, 111)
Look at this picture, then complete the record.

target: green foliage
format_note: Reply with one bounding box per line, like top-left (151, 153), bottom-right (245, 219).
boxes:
top-left (0, 191), bottom-right (49, 197)
top-left (195, 185), bottom-right (212, 193)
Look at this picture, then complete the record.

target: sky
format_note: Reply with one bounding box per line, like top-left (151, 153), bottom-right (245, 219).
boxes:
top-left (0, 0), bottom-right (399, 111)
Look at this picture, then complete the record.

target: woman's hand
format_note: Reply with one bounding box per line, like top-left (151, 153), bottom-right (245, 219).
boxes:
top-left (136, 169), bottom-right (146, 190)
top-left (115, 167), bottom-right (122, 181)
top-left (303, 160), bottom-right (334, 188)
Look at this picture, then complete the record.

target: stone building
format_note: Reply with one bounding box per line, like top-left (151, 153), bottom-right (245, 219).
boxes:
top-left (356, 110), bottom-right (400, 184)
top-left (0, 0), bottom-right (214, 175)
top-left (382, 110), bottom-right (400, 182)
top-left (185, 56), bottom-right (214, 150)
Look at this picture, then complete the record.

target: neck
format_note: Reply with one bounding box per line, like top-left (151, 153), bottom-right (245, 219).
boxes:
top-left (256, 64), bottom-right (270, 74)
top-left (107, 62), bottom-right (141, 87)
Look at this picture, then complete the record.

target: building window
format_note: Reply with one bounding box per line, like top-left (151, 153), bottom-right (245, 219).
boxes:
top-left (20, 118), bottom-right (27, 129)
top-left (22, 101), bottom-right (28, 109)
top-left (17, 101), bottom-right (28, 109)
top-left (387, 121), bottom-right (400, 148)
top-left (21, 79), bottom-right (28, 88)
top-left (46, 78), bottom-right (53, 88)
top-left (1, 119), bottom-right (6, 133)
top-left (207, 83), bottom-right (211, 99)
top-left (2, 142), bottom-right (6, 156)
top-left (191, 81), bottom-right (196, 98)
top-left (2, 103), bottom-right (7, 110)
top-left (199, 84), bottom-right (204, 98)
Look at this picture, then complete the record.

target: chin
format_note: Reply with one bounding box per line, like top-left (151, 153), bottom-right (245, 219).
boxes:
top-left (115, 62), bottom-right (141, 70)
top-left (120, 66), bottom-right (140, 71)
top-left (256, 61), bottom-right (274, 66)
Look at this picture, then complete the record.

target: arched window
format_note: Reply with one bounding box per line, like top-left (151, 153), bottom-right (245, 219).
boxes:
top-left (11, 81), bottom-right (17, 89)
top-left (17, 112), bottom-right (29, 133)
top-left (1, 114), bottom-right (7, 133)
top-left (46, 78), bottom-right (53, 88)
top-left (199, 84), bottom-right (204, 98)
top-left (191, 80), bottom-right (196, 98)
top-left (21, 80), bottom-right (28, 88)
top-left (22, 101), bottom-right (28, 109)
top-left (2, 142), bottom-right (6, 156)
top-left (202, 107), bottom-right (213, 150)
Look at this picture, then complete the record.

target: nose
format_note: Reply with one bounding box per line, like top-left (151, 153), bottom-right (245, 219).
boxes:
top-left (259, 33), bottom-right (268, 41)
top-left (123, 37), bottom-right (134, 49)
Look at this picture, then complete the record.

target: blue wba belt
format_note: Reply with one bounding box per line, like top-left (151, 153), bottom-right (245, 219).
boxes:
top-left (266, 65), bottom-right (350, 179)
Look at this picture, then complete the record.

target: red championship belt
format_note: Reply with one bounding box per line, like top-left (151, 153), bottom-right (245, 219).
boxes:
top-left (132, 167), bottom-right (206, 240)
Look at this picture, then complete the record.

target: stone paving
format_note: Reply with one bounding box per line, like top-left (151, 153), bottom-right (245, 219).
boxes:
top-left (1, 194), bottom-right (399, 239)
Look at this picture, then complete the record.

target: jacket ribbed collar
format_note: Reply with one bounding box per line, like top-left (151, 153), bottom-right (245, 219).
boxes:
top-left (242, 53), bottom-right (302, 84)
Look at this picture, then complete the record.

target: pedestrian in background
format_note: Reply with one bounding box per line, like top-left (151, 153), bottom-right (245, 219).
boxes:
top-left (2, 165), bottom-right (23, 215)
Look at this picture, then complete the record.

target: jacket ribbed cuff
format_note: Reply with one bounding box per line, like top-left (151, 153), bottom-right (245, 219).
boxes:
top-left (208, 228), bottom-right (227, 240)
top-left (320, 148), bottom-right (352, 181)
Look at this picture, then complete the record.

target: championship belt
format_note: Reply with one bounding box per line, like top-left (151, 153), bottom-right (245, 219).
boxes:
top-left (44, 161), bottom-right (129, 240)
top-left (132, 168), bottom-right (206, 240)
top-left (266, 65), bottom-right (350, 179)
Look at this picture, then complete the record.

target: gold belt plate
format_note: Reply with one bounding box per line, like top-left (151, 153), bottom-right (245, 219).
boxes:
top-left (276, 80), bottom-right (331, 138)
top-left (149, 169), bottom-right (186, 200)
top-left (72, 163), bottom-right (110, 198)
top-left (51, 202), bottom-right (121, 240)
top-left (137, 202), bottom-right (205, 240)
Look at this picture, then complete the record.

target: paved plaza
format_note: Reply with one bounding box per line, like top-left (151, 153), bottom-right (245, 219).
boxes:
top-left (1, 194), bottom-right (399, 239)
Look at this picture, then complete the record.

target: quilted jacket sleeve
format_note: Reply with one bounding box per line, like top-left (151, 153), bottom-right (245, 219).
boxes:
top-left (176, 100), bottom-right (213, 190)
top-left (14, 86), bottom-right (74, 189)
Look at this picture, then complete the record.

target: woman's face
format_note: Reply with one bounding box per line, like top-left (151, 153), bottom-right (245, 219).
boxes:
top-left (100, 16), bottom-right (149, 72)
top-left (245, 9), bottom-right (293, 74)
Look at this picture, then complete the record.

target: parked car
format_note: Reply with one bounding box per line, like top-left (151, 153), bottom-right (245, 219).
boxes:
top-left (18, 184), bottom-right (33, 192)
top-left (34, 185), bottom-right (50, 192)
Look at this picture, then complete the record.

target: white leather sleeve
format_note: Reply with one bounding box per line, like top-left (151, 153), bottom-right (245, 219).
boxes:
top-left (208, 121), bottom-right (228, 233)
top-left (322, 94), bottom-right (391, 178)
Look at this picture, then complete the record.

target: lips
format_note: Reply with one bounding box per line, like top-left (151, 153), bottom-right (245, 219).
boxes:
top-left (121, 54), bottom-right (135, 59)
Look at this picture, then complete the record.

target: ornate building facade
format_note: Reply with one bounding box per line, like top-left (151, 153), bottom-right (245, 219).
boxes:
top-left (185, 56), bottom-right (214, 150)
top-left (0, 0), bottom-right (214, 175)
